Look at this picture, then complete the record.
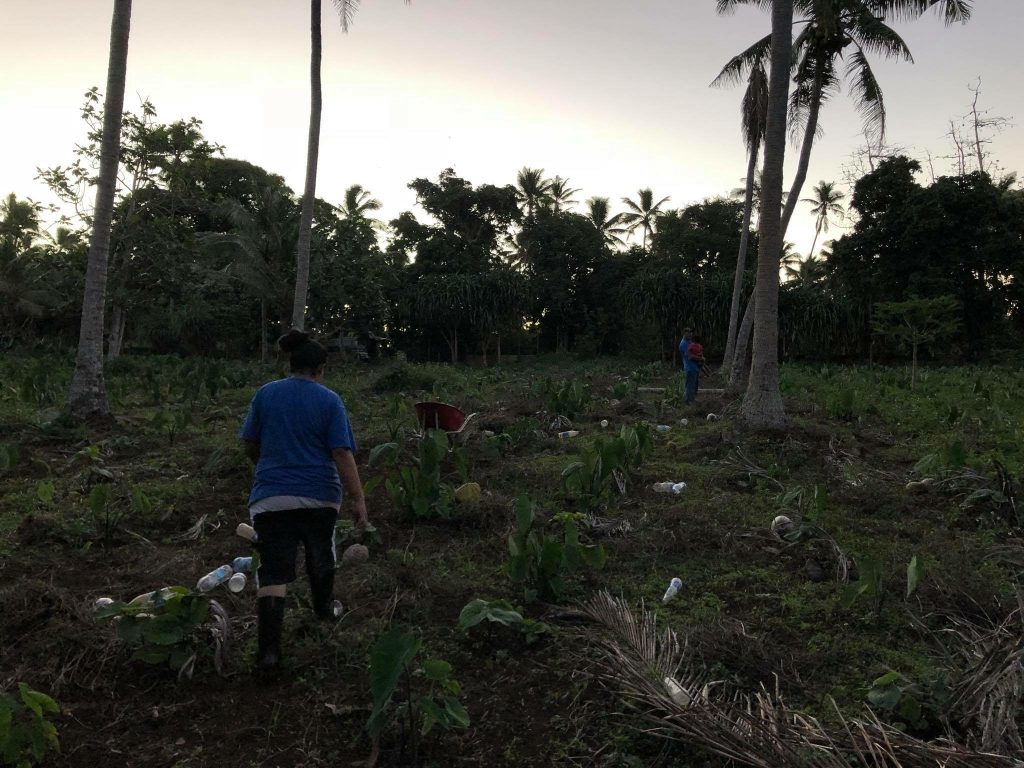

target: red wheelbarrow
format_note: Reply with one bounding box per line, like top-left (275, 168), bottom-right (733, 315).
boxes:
top-left (414, 402), bottom-right (479, 443)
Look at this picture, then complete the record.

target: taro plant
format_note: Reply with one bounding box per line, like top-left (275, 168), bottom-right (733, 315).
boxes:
top-left (369, 431), bottom-right (454, 520)
top-left (562, 426), bottom-right (650, 512)
top-left (457, 598), bottom-right (552, 645)
top-left (537, 378), bottom-right (592, 419)
top-left (841, 556), bottom-right (885, 613)
top-left (366, 627), bottom-right (468, 764)
top-left (150, 406), bottom-right (192, 445)
top-left (506, 494), bottom-right (607, 603)
top-left (865, 669), bottom-right (950, 734)
top-left (95, 588), bottom-right (230, 680)
top-left (0, 683), bottom-right (61, 767)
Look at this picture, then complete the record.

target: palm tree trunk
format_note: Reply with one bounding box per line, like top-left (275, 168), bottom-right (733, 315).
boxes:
top-left (808, 224), bottom-right (821, 259)
top-left (739, 0), bottom-right (792, 430)
top-left (727, 293), bottom-right (755, 395)
top-left (780, 69), bottom-right (824, 238)
top-left (68, 0), bottom-right (132, 421)
top-left (722, 142), bottom-right (760, 375)
top-left (290, 0), bottom-right (322, 331)
top-left (106, 304), bottom-right (126, 360)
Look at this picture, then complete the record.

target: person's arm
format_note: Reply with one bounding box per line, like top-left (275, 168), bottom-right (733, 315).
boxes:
top-left (333, 447), bottom-right (369, 529)
top-left (242, 439), bottom-right (260, 464)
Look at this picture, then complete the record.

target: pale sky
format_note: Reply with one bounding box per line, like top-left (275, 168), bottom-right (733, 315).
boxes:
top-left (3, 0), bottom-right (1023, 258)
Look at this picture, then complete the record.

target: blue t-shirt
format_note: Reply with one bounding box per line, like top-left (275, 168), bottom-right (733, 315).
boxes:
top-left (679, 338), bottom-right (699, 373)
top-left (239, 378), bottom-right (357, 506)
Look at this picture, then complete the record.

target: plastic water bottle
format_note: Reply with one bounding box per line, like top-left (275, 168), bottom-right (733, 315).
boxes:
top-left (652, 482), bottom-right (676, 493)
top-left (558, 430), bottom-right (580, 439)
top-left (662, 577), bottom-right (683, 603)
top-left (655, 424), bottom-right (671, 433)
top-left (671, 482), bottom-right (688, 494)
top-left (236, 522), bottom-right (258, 543)
top-left (599, 419), bottom-right (609, 429)
top-left (232, 556), bottom-right (253, 573)
top-left (196, 565), bottom-right (233, 593)
top-left (227, 572), bottom-right (247, 593)
top-left (94, 597), bottom-right (115, 611)
top-left (706, 413), bottom-right (720, 422)
top-left (679, 418), bottom-right (689, 426)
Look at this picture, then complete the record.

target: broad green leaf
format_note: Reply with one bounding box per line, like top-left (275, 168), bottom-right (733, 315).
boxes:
top-left (19, 688), bottom-right (58, 716)
top-left (443, 696), bottom-right (470, 728)
top-left (368, 442), bottom-right (399, 469)
top-left (906, 555), bottom-right (924, 599)
top-left (872, 671), bottom-right (902, 687)
top-left (514, 494), bottom-right (534, 532)
top-left (35, 480), bottom-right (55, 504)
top-left (422, 658), bottom-right (452, 681)
top-left (579, 543), bottom-right (608, 570)
top-left (17, 685), bottom-right (41, 717)
top-left (418, 696), bottom-right (444, 735)
top-left (366, 628), bottom-right (421, 737)
top-left (867, 683), bottom-right (901, 710)
top-left (89, 484), bottom-right (112, 518)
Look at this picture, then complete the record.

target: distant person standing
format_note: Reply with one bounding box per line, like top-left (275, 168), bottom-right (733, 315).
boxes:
top-left (678, 328), bottom-right (693, 373)
top-left (681, 330), bottom-right (703, 405)
top-left (239, 329), bottom-right (369, 673)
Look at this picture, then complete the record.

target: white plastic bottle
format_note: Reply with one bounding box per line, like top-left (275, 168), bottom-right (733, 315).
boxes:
top-left (227, 572), bottom-right (247, 593)
top-left (662, 577), bottom-right (683, 603)
top-left (671, 482), bottom-right (688, 494)
top-left (558, 430), bottom-right (580, 439)
top-left (652, 481), bottom-right (676, 493)
top-left (196, 565), bottom-right (233, 593)
top-left (655, 424), bottom-right (671, 433)
top-left (236, 522), bottom-right (258, 543)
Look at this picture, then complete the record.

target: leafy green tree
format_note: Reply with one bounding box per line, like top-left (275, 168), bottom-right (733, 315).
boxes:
top-left (585, 197), bottom-right (628, 248)
top-left (515, 167), bottom-right (551, 219)
top-left (337, 183), bottom-right (382, 222)
top-left (68, 0), bottom-right (132, 421)
top-left (651, 198), bottom-right (746, 278)
top-left (872, 296), bottom-right (961, 387)
top-left (546, 176), bottom-right (579, 213)
top-left (620, 188), bottom-right (670, 250)
top-left (802, 180), bottom-right (845, 257)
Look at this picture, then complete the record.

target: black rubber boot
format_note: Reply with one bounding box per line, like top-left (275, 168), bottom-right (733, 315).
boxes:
top-left (310, 569), bottom-right (340, 621)
top-left (256, 596), bottom-right (286, 673)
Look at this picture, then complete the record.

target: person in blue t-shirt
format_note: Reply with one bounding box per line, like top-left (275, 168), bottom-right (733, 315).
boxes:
top-left (678, 327), bottom-right (700, 405)
top-left (239, 328), bottom-right (369, 672)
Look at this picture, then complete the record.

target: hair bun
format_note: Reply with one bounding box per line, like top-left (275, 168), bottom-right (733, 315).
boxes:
top-left (278, 328), bottom-right (310, 353)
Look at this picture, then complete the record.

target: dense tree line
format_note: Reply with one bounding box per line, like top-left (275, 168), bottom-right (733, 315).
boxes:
top-left (4, 112), bottom-right (1021, 365)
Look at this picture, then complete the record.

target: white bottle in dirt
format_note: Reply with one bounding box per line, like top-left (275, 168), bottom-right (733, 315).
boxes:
top-left (663, 577), bottom-right (683, 603)
top-left (671, 482), bottom-right (688, 494)
top-left (196, 565), bottom-right (233, 593)
top-left (652, 482), bottom-right (676, 493)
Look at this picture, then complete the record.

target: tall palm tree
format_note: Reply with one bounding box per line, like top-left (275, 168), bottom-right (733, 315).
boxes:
top-left (716, 0), bottom-right (972, 239)
top-left (586, 197), bottom-right (629, 248)
top-left (802, 180), bottom-right (845, 256)
top-left (620, 188), bottom-right (670, 250)
top-left (547, 176), bottom-right (579, 213)
top-left (515, 167), bottom-right (551, 219)
top-left (719, 61), bottom-right (768, 379)
top-left (291, 0), bottom-right (363, 331)
top-left (68, 0), bottom-right (132, 421)
top-left (338, 183), bottom-right (382, 220)
top-left (739, 0), bottom-right (792, 430)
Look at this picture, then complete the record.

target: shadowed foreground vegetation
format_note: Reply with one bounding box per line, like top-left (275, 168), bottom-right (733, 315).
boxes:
top-left (1, 354), bottom-right (1021, 766)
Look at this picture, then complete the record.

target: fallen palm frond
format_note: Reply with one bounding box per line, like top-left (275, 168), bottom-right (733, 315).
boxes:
top-left (580, 591), bottom-right (1020, 768)
top-left (712, 448), bottom-right (784, 490)
top-left (933, 595), bottom-right (1024, 755)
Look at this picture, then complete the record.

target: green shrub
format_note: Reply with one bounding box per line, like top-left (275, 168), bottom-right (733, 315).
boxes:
top-left (371, 431), bottom-right (454, 520)
top-left (506, 494), bottom-right (606, 602)
top-left (0, 683), bottom-right (60, 767)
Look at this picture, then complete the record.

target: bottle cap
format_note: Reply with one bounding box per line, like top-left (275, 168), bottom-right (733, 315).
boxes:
top-left (227, 572), bottom-right (247, 593)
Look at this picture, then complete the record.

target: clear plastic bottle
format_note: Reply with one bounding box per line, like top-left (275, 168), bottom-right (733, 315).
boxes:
top-left (94, 597), bottom-right (115, 612)
top-left (662, 577), bottom-right (683, 603)
top-left (671, 482), bottom-right (688, 494)
top-left (599, 419), bottom-right (609, 429)
top-left (196, 565), bottom-right (233, 593)
top-left (232, 556), bottom-right (253, 573)
top-left (236, 522), bottom-right (258, 543)
top-left (652, 481), bottom-right (676, 493)
top-left (655, 424), bottom-right (671, 433)
top-left (679, 418), bottom-right (689, 426)
top-left (558, 430), bottom-right (580, 439)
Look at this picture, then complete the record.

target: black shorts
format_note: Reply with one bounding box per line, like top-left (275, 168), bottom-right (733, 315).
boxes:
top-left (252, 507), bottom-right (338, 587)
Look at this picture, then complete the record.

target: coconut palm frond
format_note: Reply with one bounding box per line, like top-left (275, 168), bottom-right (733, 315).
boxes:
top-left (849, 8), bottom-right (915, 62)
top-left (846, 46), bottom-right (888, 144)
top-left (879, 0), bottom-right (972, 25)
top-left (580, 591), bottom-right (1020, 768)
top-left (715, 0), bottom-right (773, 15)
top-left (712, 33), bottom-right (773, 87)
top-left (331, 0), bottom-right (360, 32)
